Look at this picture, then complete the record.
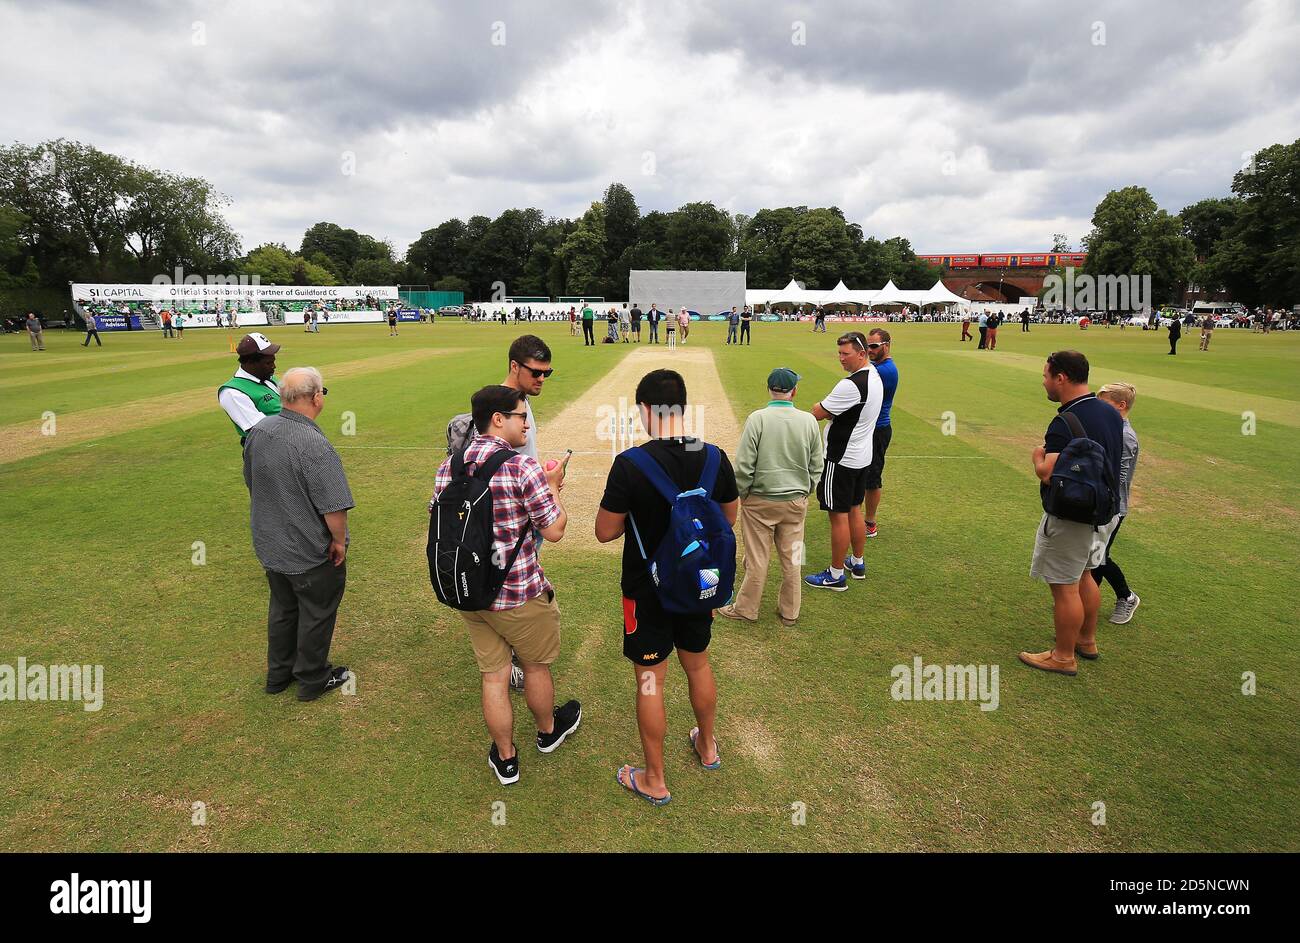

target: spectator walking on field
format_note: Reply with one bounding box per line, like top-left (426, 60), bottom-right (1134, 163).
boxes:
top-left (243, 366), bottom-right (353, 701)
top-left (726, 306), bottom-right (740, 345)
top-left (1199, 315), bottom-right (1215, 351)
top-left (718, 368), bottom-right (822, 627)
top-left (431, 385), bottom-right (579, 786)
top-left (1095, 383), bottom-right (1141, 624)
top-left (596, 369), bottom-right (739, 805)
top-left (82, 311), bottom-right (101, 347)
top-left (1020, 351), bottom-right (1123, 676)
top-left (1167, 315), bottom-right (1180, 354)
top-left (619, 304), bottom-right (631, 343)
top-left (630, 302), bottom-right (642, 342)
top-left (740, 305), bottom-right (752, 344)
top-left (26, 312), bottom-right (45, 351)
top-left (646, 303), bottom-right (661, 344)
top-left (961, 312), bottom-right (972, 341)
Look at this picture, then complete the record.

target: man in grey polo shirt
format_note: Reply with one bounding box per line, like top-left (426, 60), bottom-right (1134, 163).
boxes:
top-left (243, 366), bottom-right (353, 701)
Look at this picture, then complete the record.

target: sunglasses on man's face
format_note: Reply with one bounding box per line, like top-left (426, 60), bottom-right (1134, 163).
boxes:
top-left (866, 342), bottom-right (886, 350)
top-left (518, 364), bottom-right (554, 379)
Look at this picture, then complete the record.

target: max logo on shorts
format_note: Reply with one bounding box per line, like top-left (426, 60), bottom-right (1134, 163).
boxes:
top-left (641, 653), bottom-right (659, 661)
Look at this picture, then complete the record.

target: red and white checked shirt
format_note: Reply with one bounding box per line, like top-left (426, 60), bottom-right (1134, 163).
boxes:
top-left (432, 435), bottom-right (560, 610)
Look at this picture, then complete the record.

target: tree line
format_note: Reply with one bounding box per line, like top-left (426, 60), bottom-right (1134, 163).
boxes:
top-left (2, 137), bottom-right (1296, 310)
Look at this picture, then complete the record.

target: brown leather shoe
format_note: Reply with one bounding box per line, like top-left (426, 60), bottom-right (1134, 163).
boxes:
top-left (1018, 649), bottom-right (1078, 676)
top-left (1074, 641), bottom-right (1100, 660)
top-left (715, 604), bottom-right (756, 624)
top-left (779, 615), bottom-right (798, 627)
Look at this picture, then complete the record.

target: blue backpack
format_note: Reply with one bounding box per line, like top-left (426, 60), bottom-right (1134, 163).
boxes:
top-left (625, 445), bottom-right (737, 614)
top-left (1043, 411), bottom-right (1118, 526)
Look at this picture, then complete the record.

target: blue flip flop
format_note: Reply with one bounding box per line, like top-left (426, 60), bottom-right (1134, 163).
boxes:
top-left (689, 727), bottom-right (722, 770)
top-left (616, 766), bottom-right (671, 806)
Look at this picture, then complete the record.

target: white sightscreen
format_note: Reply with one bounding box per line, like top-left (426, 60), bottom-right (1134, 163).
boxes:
top-left (627, 270), bottom-right (746, 314)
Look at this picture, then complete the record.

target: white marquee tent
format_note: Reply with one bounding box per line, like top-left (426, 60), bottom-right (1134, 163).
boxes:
top-left (746, 277), bottom-right (971, 311)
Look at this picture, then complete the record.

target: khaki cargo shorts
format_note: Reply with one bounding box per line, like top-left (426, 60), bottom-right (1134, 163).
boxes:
top-left (460, 588), bottom-right (561, 673)
top-left (1029, 513), bottom-right (1119, 584)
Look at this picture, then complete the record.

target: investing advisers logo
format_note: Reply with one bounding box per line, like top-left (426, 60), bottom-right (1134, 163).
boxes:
top-left (50, 873), bottom-right (151, 924)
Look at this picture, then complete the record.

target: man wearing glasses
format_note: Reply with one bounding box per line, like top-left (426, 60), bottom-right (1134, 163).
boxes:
top-left (500, 335), bottom-right (554, 461)
top-left (862, 329), bottom-right (899, 541)
top-left (805, 332), bottom-right (883, 591)
top-left (432, 385), bottom-right (578, 785)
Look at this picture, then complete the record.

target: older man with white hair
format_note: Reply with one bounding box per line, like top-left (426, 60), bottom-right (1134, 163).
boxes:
top-left (243, 366), bottom-right (354, 701)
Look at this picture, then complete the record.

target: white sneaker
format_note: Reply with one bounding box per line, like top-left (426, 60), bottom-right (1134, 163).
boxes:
top-left (1109, 593), bottom-right (1140, 624)
top-left (509, 663), bottom-right (525, 691)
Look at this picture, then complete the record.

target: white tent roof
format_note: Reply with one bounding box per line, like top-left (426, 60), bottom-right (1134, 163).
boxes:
top-left (751, 276), bottom-right (970, 308)
top-left (768, 278), bottom-right (814, 305)
top-left (922, 279), bottom-right (970, 306)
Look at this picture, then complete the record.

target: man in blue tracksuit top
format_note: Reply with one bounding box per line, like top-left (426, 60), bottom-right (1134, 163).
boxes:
top-left (862, 328), bottom-right (898, 540)
top-left (726, 306), bottom-right (740, 345)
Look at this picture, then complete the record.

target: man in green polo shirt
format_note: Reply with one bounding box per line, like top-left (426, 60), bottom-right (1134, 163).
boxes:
top-left (580, 299), bottom-right (595, 346)
top-left (717, 368), bottom-right (824, 627)
top-left (218, 332), bottom-right (282, 443)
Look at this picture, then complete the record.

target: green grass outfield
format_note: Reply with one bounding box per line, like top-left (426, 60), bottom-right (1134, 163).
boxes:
top-left (1, 319), bottom-right (1296, 851)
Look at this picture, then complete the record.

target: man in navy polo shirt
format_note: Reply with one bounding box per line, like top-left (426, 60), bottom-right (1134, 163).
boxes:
top-left (861, 328), bottom-right (898, 541)
top-left (1020, 350), bottom-right (1123, 677)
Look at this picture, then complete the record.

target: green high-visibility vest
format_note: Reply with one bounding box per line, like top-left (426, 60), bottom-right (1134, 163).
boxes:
top-left (217, 375), bottom-right (281, 439)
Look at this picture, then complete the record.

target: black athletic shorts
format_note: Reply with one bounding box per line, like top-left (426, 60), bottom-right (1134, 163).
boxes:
top-left (863, 424), bottom-right (892, 490)
top-left (622, 593), bottom-right (711, 667)
top-left (817, 460), bottom-right (870, 513)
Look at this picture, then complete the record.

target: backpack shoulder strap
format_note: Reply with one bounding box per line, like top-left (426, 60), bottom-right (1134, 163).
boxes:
top-left (474, 448), bottom-right (518, 481)
top-left (697, 444), bottom-right (721, 494)
top-left (624, 446), bottom-right (681, 504)
top-left (1059, 410), bottom-right (1087, 441)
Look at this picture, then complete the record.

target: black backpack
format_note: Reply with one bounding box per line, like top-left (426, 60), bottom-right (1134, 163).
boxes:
top-left (427, 447), bottom-right (528, 611)
top-left (1042, 411), bottom-right (1118, 526)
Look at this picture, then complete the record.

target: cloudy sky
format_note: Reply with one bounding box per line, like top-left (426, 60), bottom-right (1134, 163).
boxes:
top-left (4, 0), bottom-right (1298, 257)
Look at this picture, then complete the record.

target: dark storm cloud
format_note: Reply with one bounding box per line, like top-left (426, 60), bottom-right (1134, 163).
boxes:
top-left (680, 0), bottom-right (1256, 114)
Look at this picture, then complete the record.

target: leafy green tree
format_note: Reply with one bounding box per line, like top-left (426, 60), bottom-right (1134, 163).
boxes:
top-left (433, 275), bottom-right (470, 293)
top-left (788, 208), bottom-right (856, 289)
top-left (406, 219), bottom-right (467, 285)
top-left (1084, 186), bottom-right (1195, 305)
top-left (301, 223), bottom-right (361, 275)
top-left (560, 202), bottom-right (607, 296)
top-left (1179, 198), bottom-right (1240, 259)
top-left (665, 201), bottom-right (733, 270)
top-left (242, 244), bottom-right (337, 285)
top-left (1200, 139), bottom-right (1300, 306)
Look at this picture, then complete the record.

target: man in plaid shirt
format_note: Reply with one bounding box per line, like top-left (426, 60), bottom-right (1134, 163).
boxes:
top-left (432, 384), bottom-right (581, 785)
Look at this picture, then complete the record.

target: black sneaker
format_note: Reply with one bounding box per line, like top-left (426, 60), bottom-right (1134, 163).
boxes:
top-left (297, 665), bottom-right (350, 702)
top-left (265, 677), bottom-right (293, 694)
top-left (488, 743), bottom-right (520, 785)
top-left (536, 699), bottom-right (582, 754)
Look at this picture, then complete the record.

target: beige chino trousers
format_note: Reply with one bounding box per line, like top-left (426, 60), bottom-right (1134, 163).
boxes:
top-left (734, 494), bottom-right (808, 621)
